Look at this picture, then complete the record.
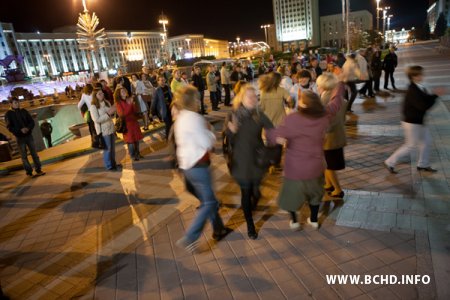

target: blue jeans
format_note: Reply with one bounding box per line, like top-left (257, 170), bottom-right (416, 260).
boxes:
top-left (17, 135), bottom-right (42, 174)
top-left (128, 141), bottom-right (140, 158)
top-left (103, 134), bottom-right (116, 169)
top-left (183, 166), bottom-right (224, 243)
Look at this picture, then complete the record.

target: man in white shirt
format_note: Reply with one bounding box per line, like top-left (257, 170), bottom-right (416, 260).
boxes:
top-left (173, 86), bottom-right (230, 252)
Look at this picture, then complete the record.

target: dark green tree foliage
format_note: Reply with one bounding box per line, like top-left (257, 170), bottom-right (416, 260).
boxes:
top-left (423, 22), bottom-right (431, 40)
top-left (434, 13), bottom-right (448, 37)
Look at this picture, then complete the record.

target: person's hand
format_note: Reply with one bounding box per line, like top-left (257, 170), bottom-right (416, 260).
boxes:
top-left (433, 87), bottom-right (446, 97)
top-left (108, 106), bottom-right (116, 115)
top-left (21, 128), bottom-right (29, 134)
top-left (227, 121), bottom-right (237, 133)
top-left (276, 137), bottom-right (287, 145)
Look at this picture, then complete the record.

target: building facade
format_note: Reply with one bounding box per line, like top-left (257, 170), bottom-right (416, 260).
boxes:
top-left (168, 34), bottom-right (229, 60)
top-left (1, 22), bottom-right (229, 78)
top-left (267, 24), bottom-right (282, 51)
top-left (428, 0), bottom-right (450, 33)
top-left (272, 0), bottom-right (320, 51)
top-left (320, 10), bottom-right (373, 48)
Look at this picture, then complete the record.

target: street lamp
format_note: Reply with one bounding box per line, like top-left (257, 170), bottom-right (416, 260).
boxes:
top-left (382, 6), bottom-right (390, 37)
top-left (376, 0), bottom-right (381, 32)
top-left (387, 15), bottom-right (393, 31)
top-left (158, 13), bottom-right (169, 64)
top-left (260, 24), bottom-right (271, 44)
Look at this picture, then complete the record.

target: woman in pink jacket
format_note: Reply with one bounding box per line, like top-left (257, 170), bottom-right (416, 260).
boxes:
top-left (267, 78), bottom-right (345, 230)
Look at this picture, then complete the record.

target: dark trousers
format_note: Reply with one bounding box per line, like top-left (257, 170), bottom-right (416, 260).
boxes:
top-left (163, 110), bottom-right (173, 138)
top-left (373, 76), bottom-right (381, 92)
top-left (223, 84), bottom-right (231, 105)
top-left (359, 79), bottom-right (374, 96)
top-left (199, 91), bottom-right (206, 114)
top-left (216, 84), bottom-right (222, 103)
top-left (87, 119), bottom-right (97, 147)
top-left (210, 91), bottom-right (219, 110)
top-left (44, 135), bottom-right (52, 147)
top-left (384, 70), bottom-right (396, 89)
top-left (17, 135), bottom-right (42, 174)
top-left (238, 180), bottom-right (261, 234)
top-left (345, 81), bottom-right (357, 112)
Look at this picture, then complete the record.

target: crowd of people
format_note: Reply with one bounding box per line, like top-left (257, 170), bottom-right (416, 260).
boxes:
top-left (3, 46), bottom-right (444, 254)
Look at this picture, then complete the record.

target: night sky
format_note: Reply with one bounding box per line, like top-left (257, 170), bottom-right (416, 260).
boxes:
top-left (0, 0), bottom-right (428, 41)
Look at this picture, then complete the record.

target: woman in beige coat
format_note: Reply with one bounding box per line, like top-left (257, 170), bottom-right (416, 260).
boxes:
top-left (317, 73), bottom-right (347, 198)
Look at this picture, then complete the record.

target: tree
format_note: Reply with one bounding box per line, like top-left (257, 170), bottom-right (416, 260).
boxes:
top-left (422, 22), bottom-right (431, 40)
top-left (434, 13), bottom-right (448, 38)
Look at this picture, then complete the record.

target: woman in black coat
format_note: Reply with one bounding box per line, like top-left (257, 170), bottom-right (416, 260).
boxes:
top-left (224, 84), bottom-right (273, 239)
top-left (371, 50), bottom-right (383, 93)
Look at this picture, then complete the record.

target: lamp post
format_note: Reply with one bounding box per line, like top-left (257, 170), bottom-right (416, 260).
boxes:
top-left (158, 13), bottom-right (169, 65)
top-left (382, 6), bottom-right (390, 37)
top-left (341, 0), bottom-right (350, 54)
top-left (376, 0), bottom-right (381, 32)
top-left (260, 24), bottom-right (271, 44)
top-left (387, 14), bottom-right (393, 31)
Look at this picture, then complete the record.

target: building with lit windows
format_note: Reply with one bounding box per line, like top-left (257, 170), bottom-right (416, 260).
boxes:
top-left (272, 0), bottom-right (320, 51)
top-left (427, 0), bottom-right (450, 33)
top-left (320, 10), bottom-right (373, 48)
top-left (0, 21), bottom-right (229, 78)
top-left (167, 34), bottom-right (229, 60)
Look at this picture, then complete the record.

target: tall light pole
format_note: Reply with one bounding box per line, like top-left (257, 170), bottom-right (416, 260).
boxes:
top-left (76, 0), bottom-right (108, 75)
top-left (382, 6), bottom-right (390, 37)
top-left (341, 0), bottom-right (350, 53)
top-left (387, 14), bottom-right (393, 31)
top-left (376, 0), bottom-right (381, 32)
top-left (158, 12), bottom-right (169, 65)
top-left (260, 24), bottom-right (271, 44)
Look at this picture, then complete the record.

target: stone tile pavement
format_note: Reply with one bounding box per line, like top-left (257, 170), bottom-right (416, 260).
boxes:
top-left (0, 42), bottom-right (449, 299)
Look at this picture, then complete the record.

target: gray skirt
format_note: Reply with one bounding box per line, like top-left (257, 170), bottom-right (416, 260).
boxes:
top-left (278, 176), bottom-right (324, 212)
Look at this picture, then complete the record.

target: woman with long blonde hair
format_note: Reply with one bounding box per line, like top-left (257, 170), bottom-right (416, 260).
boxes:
top-left (224, 84), bottom-right (273, 239)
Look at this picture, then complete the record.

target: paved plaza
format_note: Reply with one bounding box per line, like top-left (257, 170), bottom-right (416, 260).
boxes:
top-left (0, 42), bottom-right (449, 299)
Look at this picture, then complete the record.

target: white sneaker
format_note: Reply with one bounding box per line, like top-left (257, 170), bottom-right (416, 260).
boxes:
top-left (289, 221), bottom-right (301, 231)
top-left (175, 237), bottom-right (199, 253)
top-left (307, 218), bottom-right (319, 229)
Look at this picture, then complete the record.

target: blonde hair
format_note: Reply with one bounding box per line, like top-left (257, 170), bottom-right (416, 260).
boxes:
top-left (258, 72), bottom-right (282, 93)
top-left (172, 85), bottom-right (200, 112)
top-left (232, 84), bottom-right (256, 111)
top-left (316, 72), bottom-right (338, 91)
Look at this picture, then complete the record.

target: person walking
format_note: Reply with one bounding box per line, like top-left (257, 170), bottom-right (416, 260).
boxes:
top-left (371, 50), bottom-right (383, 93)
top-left (206, 65), bottom-right (219, 111)
top-left (266, 83), bottom-right (345, 230)
top-left (383, 46), bottom-right (398, 90)
top-left (174, 86), bottom-right (230, 252)
top-left (90, 88), bottom-right (118, 171)
top-left (225, 84), bottom-right (274, 239)
top-left (317, 73), bottom-right (347, 199)
top-left (341, 53), bottom-right (360, 113)
top-left (40, 119), bottom-right (53, 148)
top-left (220, 62), bottom-right (231, 106)
top-left (115, 87), bottom-right (144, 161)
top-left (259, 72), bottom-right (292, 168)
top-left (151, 76), bottom-right (173, 138)
top-left (5, 98), bottom-right (45, 177)
top-left (384, 66), bottom-right (443, 174)
top-left (191, 66), bottom-right (207, 115)
top-left (131, 73), bottom-right (150, 130)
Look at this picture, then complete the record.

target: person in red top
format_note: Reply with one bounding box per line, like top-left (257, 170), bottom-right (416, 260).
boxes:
top-left (114, 87), bottom-right (143, 161)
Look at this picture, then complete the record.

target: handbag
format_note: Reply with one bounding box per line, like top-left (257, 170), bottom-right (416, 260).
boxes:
top-left (255, 145), bottom-right (278, 169)
top-left (115, 117), bottom-right (127, 134)
top-left (92, 133), bottom-right (106, 149)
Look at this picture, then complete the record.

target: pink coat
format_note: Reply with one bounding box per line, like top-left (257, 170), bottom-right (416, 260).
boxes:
top-left (267, 83), bottom-right (345, 180)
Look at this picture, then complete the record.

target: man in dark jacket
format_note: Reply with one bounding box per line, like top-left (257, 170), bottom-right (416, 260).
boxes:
top-left (5, 98), bottom-right (45, 177)
top-left (382, 46), bottom-right (398, 90)
top-left (151, 76), bottom-right (173, 138)
top-left (384, 66), bottom-right (443, 174)
top-left (40, 119), bottom-right (53, 148)
top-left (190, 66), bottom-right (207, 114)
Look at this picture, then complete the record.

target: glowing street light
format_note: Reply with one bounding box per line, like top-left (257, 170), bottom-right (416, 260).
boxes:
top-left (260, 24), bottom-right (271, 44)
top-left (382, 6), bottom-right (391, 37)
